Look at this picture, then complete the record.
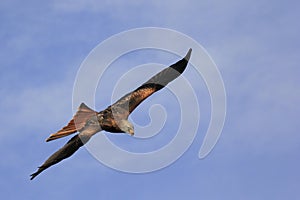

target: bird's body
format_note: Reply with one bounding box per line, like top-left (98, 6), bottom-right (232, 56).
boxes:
top-left (30, 49), bottom-right (192, 180)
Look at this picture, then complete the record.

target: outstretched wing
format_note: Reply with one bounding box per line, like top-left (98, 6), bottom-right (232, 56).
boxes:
top-left (111, 48), bottom-right (192, 116)
top-left (30, 123), bottom-right (101, 180)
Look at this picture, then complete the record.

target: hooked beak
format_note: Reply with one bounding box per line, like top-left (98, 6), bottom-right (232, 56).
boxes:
top-left (128, 129), bottom-right (134, 136)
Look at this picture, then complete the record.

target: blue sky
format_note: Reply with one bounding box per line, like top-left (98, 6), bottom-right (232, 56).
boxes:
top-left (1, 0), bottom-right (299, 199)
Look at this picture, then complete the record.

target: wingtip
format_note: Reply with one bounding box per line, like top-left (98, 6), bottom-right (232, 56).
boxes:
top-left (30, 174), bottom-right (36, 180)
top-left (30, 167), bottom-right (42, 180)
top-left (184, 48), bottom-right (192, 61)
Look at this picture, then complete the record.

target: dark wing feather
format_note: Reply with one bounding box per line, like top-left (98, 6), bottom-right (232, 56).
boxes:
top-left (30, 124), bottom-right (100, 180)
top-left (111, 48), bottom-right (192, 116)
top-left (30, 134), bottom-right (83, 180)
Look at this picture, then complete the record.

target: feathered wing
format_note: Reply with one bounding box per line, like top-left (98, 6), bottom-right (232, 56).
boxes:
top-left (111, 48), bottom-right (192, 116)
top-left (31, 103), bottom-right (100, 180)
top-left (46, 103), bottom-right (97, 142)
top-left (30, 123), bottom-right (101, 180)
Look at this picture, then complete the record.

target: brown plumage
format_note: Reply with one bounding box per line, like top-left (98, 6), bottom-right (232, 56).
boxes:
top-left (30, 48), bottom-right (192, 180)
top-left (46, 103), bottom-right (98, 142)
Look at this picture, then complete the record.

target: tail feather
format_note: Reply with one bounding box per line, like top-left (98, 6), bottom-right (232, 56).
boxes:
top-left (46, 103), bottom-right (97, 142)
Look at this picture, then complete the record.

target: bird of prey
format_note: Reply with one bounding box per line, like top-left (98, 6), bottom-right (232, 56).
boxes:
top-left (30, 48), bottom-right (192, 180)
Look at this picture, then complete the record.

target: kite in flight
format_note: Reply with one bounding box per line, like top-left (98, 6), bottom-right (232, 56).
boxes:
top-left (30, 48), bottom-right (192, 180)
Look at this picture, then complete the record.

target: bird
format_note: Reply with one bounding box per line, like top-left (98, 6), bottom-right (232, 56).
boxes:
top-left (30, 48), bottom-right (192, 180)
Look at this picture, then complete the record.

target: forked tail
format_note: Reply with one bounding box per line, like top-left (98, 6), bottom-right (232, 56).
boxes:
top-left (46, 103), bottom-right (97, 142)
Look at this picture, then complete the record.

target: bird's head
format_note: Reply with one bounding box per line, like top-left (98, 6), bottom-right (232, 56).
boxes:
top-left (118, 120), bottom-right (134, 136)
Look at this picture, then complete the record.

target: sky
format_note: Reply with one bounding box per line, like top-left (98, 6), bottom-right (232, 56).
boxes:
top-left (0, 0), bottom-right (299, 199)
